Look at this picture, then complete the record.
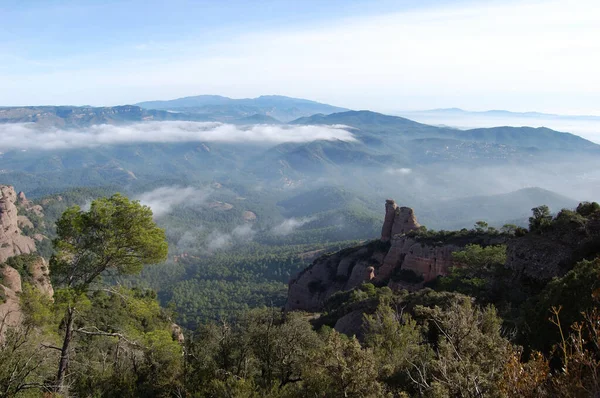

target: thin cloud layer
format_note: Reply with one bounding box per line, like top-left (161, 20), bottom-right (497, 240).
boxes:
top-left (135, 186), bottom-right (212, 218)
top-left (272, 217), bottom-right (315, 236)
top-left (0, 121), bottom-right (356, 151)
top-left (385, 168), bottom-right (412, 176)
top-left (206, 224), bottom-right (255, 251)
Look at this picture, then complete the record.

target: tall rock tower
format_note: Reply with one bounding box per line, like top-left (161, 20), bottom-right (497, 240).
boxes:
top-left (381, 199), bottom-right (420, 241)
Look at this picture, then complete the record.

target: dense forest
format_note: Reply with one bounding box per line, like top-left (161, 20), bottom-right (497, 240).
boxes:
top-left (2, 192), bottom-right (600, 397)
top-left (15, 185), bottom-right (378, 327)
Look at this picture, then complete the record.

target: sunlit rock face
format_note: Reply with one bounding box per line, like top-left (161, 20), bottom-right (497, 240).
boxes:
top-left (381, 200), bottom-right (421, 241)
top-left (0, 186), bottom-right (37, 263)
top-left (286, 200), bottom-right (456, 312)
top-left (0, 186), bottom-right (53, 337)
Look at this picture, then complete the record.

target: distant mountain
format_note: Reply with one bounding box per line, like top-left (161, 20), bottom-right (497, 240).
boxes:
top-left (136, 95), bottom-right (348, 122)
top-left (395, 108), bottom-right (600, 145)
top-left (0, 105), bottom-right (209, 128)
top-left (454, 126), bottom-right (597, 151)
top-left (293, 110), bottom-right (600, 151)
top-left (292, 110), bottom-right (436, 133)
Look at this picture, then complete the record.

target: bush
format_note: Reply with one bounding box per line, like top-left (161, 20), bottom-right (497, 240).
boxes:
top-left (1, 253), bottom-right (39, 283)
top-left (576, 201), bottom-right (600, 217)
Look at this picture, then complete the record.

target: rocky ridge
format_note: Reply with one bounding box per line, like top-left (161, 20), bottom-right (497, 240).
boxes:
top-left (0, 186), bottom-right (37, 263)
top-left (286, 198), bottom-right (600, 322)
top-left (0, 185), bottom-right (53, 333)
top-left (285, 199), bottom-right (461, 312)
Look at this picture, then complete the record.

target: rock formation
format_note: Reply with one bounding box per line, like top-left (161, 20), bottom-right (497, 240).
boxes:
top-left (505, 211), bottom-right (600, 282)
top-left (286, 201), bottom-right (459, 312)
top-left (1, 257), bottom-right (53, 333)
top-left (17, 191), bottom-right (44, 217)
top-left (0, 186), bottom-right (53, 334)
top-left (0, 186), bottom-right (37, 263)
top-left (365, 266), bottom-right (375, 281)
top-left (381, 199), bottom-right (420, 241)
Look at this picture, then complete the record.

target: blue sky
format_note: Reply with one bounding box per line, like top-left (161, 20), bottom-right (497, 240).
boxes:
top-left (1, 0), bottom-right (599, 114)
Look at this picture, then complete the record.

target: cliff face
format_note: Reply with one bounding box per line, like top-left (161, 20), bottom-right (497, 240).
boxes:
top-left (0, 186), bottom-right (52, 332)
top-left (286, 200), bottom-right (458, 312)
top-left (506, 213), bottom-right (600, 282)
top-left (0, 186), bottom-right (37, 263)
top-left (1, 257), bottom-right (53, 329)
top-left (286, 199), bottom-right (600, 314)
top-left (381, 200), bottom-right (420, 241)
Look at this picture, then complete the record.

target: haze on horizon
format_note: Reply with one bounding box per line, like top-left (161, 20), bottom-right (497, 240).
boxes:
top-left (1, 0), bottom-right (599, 116)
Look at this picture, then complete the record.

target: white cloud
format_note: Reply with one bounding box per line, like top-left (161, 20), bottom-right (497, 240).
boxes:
top-left (206, 231), bottom-right (232, 251)
top-left (232, 224), bottom-right (255, 240)
top-left (0, 122), bottom-right (356, 151)
top-left (135, 186), bottom-right (212, 218)
top-left (272, 217), bottom-right (315, 236)
top-left (175, 228), bottom-right (204, 251)
top-left (206, 224), bottom-right (255, 251)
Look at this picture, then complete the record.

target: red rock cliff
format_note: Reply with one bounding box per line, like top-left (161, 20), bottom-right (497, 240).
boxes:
top-left (286, 200), bottom-right (457, 312)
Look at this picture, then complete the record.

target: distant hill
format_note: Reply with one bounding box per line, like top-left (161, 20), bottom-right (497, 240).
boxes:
top-left (136, 95), bottom-right (348, 122)
top-left (0, 105), bottom-right (209, 128)
top-left (293, 110), bottom-right (600, 151)
top-left (292, 110), bottom-right (440, 136)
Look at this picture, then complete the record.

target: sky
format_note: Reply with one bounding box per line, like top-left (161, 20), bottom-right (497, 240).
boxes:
top-left (1, 0), bottom-right (599, 114)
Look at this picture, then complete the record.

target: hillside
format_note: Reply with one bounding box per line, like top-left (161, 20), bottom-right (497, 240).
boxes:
top-left (293, 110), bottom-right (600, 151)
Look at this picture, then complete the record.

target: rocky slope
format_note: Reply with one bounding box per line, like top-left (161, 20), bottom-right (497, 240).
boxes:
top-left (505, 209), bottom-right (600, 282)
top-left (0, 186), bottom-right (52, 332)
top-left (286, 199), bottom-right (471, 312)
top-left (286, 198), bottom-right (600, 316)
top-left (0, 186), bottom-right (37, 263)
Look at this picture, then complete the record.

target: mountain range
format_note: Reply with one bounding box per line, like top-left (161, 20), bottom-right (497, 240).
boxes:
top-left (135, 94), bottom-right (349, 122)
top-left (0, 94), bottom-right (598, 230)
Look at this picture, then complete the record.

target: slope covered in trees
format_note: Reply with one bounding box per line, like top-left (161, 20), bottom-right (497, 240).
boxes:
top-left (2, 191), bottom-right (600, 396)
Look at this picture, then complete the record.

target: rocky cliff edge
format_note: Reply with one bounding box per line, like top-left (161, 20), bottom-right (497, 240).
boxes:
top-left (286, 199), bottom-right (466, 312)
top-left (0, 186), bottom-right (52, 333)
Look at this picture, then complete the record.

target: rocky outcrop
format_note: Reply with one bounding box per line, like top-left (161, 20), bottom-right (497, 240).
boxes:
top-left (334, 309), bottom-right (367, 340)
top-left (286, 243), bottom-right (388, 312)
top-left (28, 257), bottom-right (54, 298)
top-left (171, 323), bottom-right (185, 344)
top-left (1, 257), bottom-right (53, 332)
top-left (0, 186), bottom-right (52, 335)
top-left (377, 237), bottom-right (459, 284)
top-left (286, 201), bottom-right (460, 312)
top-left (0, 186), bottom-right (37, 263)
top-left (17, 191), bottom-right (44, 218)
top-left (505, 212), bottom-right (600, 281)
top-left (243, 211), bottom-right (257, 222)
top-left (381, 199), bottom-right (420, 241)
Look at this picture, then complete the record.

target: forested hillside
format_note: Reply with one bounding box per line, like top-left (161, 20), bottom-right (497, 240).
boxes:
top-left (3, 186), bottom-right (600, 397)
